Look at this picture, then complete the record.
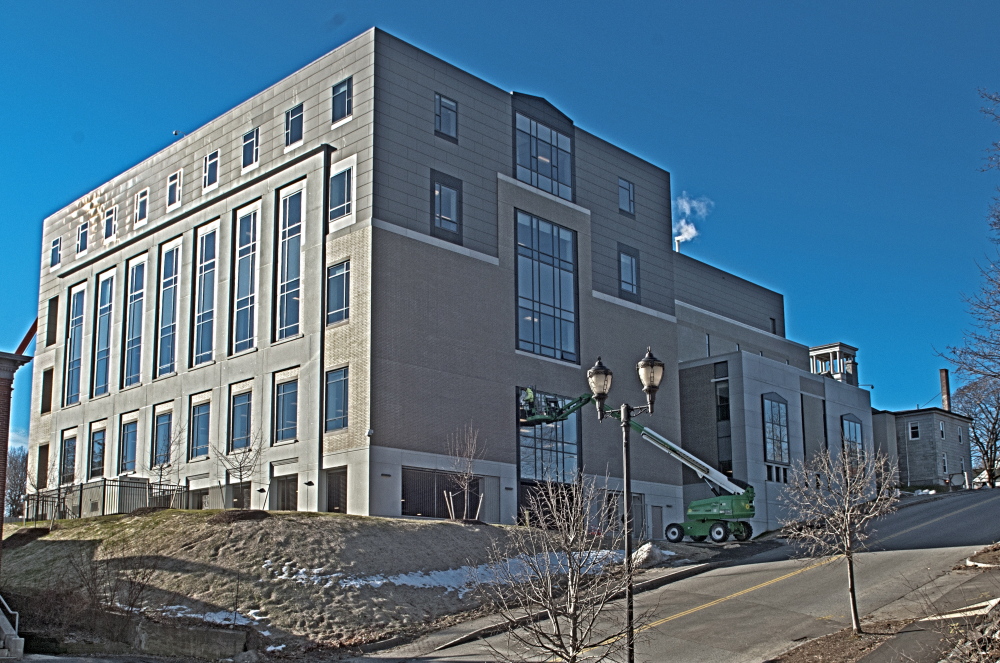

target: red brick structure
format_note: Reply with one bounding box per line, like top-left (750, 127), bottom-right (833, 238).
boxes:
top-left (0, 352), bottom-right (32, 568)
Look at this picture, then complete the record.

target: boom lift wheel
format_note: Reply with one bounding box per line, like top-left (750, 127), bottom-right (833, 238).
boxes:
top-left (733, 521), bottom-right (753, 542)
top-left (665, 523), bottom-right (685, 543)
top-left (709, 521), bottom-right (729, 543)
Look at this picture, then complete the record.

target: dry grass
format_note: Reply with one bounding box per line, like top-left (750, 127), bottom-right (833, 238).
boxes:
top-left (2, 510), bottom-right (519, 650)
top-left (767, 620), bottom-right (910, 663)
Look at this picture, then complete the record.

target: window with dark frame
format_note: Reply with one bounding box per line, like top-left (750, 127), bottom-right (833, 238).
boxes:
top-left (153, 412), bottom-right (172, 467)
top-left (515, 112), bottom-right (573, 201)
top-left (167, 171), bottom-right (182, 209)
top-left (190, 401), bottom-right (212, 459)
top-left (274, 474), bottom-right (298, 511)
top-left (909, 422), bottom-right (920, 439)
top-left (714, 361), bottom-right (732, 475)
top-left (193, 228), bottom-right (217, 365)
top-left (41, 369), bottom-right (53, 414)
top-left (242, 128), bottom-right (259, 170)
top-left (276, 190), bottom-right (303, 339)
top-left (618, 178), bottom-right (635, 214)
top-left (233, 209), bottom-right (258, 353)
top-left (430, 170), bottom-right (462, 243)
top-left (842, 414), bottom-right (863, 456)
top-left (516, 210), bottom-right (578, 363)
top-left (93, 273), bottom-right (114, 396)
top-left (329, 168), bottom-right (352, 221)
top-left (156, 244), bottom-right (180, 376)
top-left (77, 222), bottom-right (89, 254)
top-left (326, 261), bottom-right (350, 324)
top-left (517, 387), bottom-right (580, 484)
top-left (230, 391), bottom-right (252, 451)
top-left (762, 393), bottom-right (790, 464)
top-left (434, 93), bottom-right (457, 140)
top-left (275, 380), bottom-right (298, 442)
top-left (618, 244), bottom-right (640, 302)
top-left (203, 150), bottom-right (219, 189)
top-left (285, 103), bottom-right (304, 146)
top-left (60, 435), bottom-right (76, 484)
top-left (326, 467), bottom-right (347, 513)
top-left (325, 368), bottom-right (348, 431)
top-left (64, 287), bottom-right (85, 405)
top-left (89, 428), bottom-right (105, 479)
top-left (190, 401), bottom-right (210, 459)
top-left (332, 78), bottom-right (352, 123)
top-left (120, 420), bottom-right (137, 473)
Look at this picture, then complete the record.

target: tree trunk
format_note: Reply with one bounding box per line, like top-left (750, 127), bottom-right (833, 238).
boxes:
top-left (846, 551), bottom-right (862, 634)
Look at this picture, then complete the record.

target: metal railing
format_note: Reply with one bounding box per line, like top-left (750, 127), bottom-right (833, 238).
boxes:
top-left (23, 478), bottom-right (187, 524)
top-left (0, 592), bottom-right (18, 635)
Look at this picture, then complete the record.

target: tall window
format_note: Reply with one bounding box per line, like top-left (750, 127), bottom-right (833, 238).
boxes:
top-left (515, 112), bottom-right (573, 201)
top-left (190, 401), bottom-right (210, 459)
top-left (166, 170), bottom-right (182, 210)
top-left (275, 380), bottom-right (298, 442)
top-left (516, 211), bottom-right (578, 362)
top-left (431, 171), bottom-right (462, 243)
top-left (230, 392), bottom-right (252, 451)
top-left (203, 150), bottom-right (219, 190)
top-left (939, 421), bottom-right (945, 438)
top-left (134, 188), bottom-right (149, 226)
top-left (325, 368), bottom-right (348, 431)
top-left (193, 227), bottom-right (217, 365)
top-left (332, 78), bottom-right (352, 123)
top-left (434, 93), bottom-right (458, 140)
top-left (842, 415), bottom-right (863, 455)
top-left (120, 420), bottom-right (137, 473)
top-left (618, 178), bottom-right (635, 214)
top-left (242, 127), bottom-right (259, 170)
top-left (326, 261), bottom-right (350, 324)
top-left (157, 244), bottom-right (180, 376)
top-left (909, 422), bottom-right (920, 439)
top-left (329, 167), bottom-right (352, 221)
top-left (518, 388), bottom-right (579, 483)
top-left (89, 428), bottom-right (105, 479)
top-left (233, 209), bottom-right (258, 353)
top-left (50, 238), bottom-right (61, 267)
top-left (277, 189), bottom-right (303, 339)
top-left (285, 103), bottom-right (304, 146)
top-left (618, 245), bottom-right (640, 301)
top-left (153, 412), bottom-right (173, 467)
top-left (762, 393), bottom-right (790, 464)
top-left (77, 222), bottom-right (89, 254)
top-left (715, 363), bottom-right (732, 475)
top-left (104, 206), bottom-right (118, 239)
top-left (123, 258), bottom-right (146, 387)
top-left (92, 273), bottom-right (114, 397)
top-left (942, 453), bottom-right (948, 474)
top-left (64, 286), bottom-right (85, 405)
top-left (60, 435), bottom-right (76, 484)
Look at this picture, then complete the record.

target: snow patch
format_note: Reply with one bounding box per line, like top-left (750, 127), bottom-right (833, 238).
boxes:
top-left (159, 605), bottom-right (260, 626)
top-left (266, 644), bottom-right (286, 652)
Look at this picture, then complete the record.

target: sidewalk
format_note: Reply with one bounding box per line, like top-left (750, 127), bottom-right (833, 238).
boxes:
top-left (343, 562), bottom-right (716, 661)
top-left (858, 565), bottom-right (1000, 663)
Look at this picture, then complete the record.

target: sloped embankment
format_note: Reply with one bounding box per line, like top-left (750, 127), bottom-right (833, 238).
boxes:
top-left (2, 510), bottom-right (517, 651)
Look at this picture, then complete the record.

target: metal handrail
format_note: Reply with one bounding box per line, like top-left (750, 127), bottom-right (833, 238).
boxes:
top-left (0, 591), bottom-right (19, 635)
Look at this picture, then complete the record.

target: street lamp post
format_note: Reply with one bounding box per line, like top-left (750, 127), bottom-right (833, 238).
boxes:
top-left (586, 348), bottom-right (664, 663)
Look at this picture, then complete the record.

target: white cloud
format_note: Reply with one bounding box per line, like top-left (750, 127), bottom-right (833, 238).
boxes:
top-left (8, 428), bottom-right (28, 450)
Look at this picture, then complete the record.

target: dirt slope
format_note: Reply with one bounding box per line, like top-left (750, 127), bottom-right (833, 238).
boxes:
top-left (2, 510), bottom-right (516, 649)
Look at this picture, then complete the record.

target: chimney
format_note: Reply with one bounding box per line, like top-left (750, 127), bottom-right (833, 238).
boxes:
top-left (940, 369), bottom-right (951, 411)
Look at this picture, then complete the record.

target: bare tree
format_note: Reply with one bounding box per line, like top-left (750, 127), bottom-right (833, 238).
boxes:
top-left (953, 377), bottom-right (1000, 488)
top-left (215, 430), bottom-right (263, 509)
top-left (6, 447), bottom-right (27, 518)
top-left (779, 447), bottom-right (898, 634)
top-left (143, 420), bottom-right (186, 487)
top-left (476, 477), bottom-right (636, 663)
top-left (446, 424), bottom-right (484, 520)
top-left (949, 90), bottom-right (1000, 380)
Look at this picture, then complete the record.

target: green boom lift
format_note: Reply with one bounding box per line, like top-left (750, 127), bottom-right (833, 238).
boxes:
top-left (519, 392), bottom-right (755, 543)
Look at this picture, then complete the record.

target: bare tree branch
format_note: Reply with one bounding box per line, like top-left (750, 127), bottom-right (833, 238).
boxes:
top-left (952, 378), bottom-right (1000, 488)
top-left (779, 447), bottom-right (899, 634)
top-left (446, 424), bottom-right (485, 520)
top-left (476, 476), bottom-right (641, 662)
top-left (6, 447), bottom-right (27, 518)
top-left (215, 430), bottom-right (264, 509)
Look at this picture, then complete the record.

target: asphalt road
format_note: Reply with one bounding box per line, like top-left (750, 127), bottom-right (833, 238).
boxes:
top-left (415, 489), bottom-right (1000, 663)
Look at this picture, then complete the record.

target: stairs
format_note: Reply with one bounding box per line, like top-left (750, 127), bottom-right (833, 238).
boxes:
top-left (0, 594), bottom-right (22, 659)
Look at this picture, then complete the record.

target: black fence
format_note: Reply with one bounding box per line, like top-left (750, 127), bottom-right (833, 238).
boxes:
top-left (23, 478), bottom-right (189, 523)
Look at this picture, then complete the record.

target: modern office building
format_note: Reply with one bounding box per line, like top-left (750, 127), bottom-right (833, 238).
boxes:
top-left (25, 28), bottom-right (874, 536)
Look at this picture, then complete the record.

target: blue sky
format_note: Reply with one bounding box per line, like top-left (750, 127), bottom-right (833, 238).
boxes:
top-left (2, 1), bottom-right (998, 446)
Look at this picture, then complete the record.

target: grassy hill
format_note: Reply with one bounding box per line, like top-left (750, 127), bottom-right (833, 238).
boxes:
top-left (2, 509), bottom-right (514, 653)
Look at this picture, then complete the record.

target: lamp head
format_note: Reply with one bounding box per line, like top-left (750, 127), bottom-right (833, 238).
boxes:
top-left (587, 357), bottom-right (613, 420)
top-left (636, 347), bottom-right (665, 413)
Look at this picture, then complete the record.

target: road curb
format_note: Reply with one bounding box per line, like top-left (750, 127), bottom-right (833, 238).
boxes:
top-left (433, 562), bottom-right (718, 651)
